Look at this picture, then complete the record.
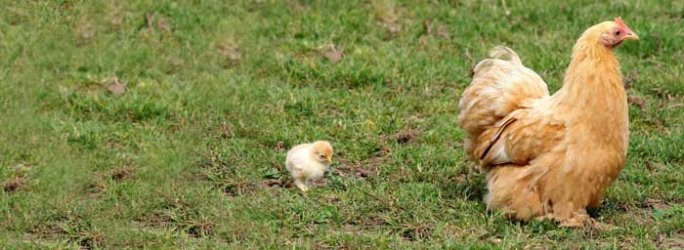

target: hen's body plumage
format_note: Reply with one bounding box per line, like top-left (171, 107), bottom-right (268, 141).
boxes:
top-left (458, 19), bottom-right (637, 226)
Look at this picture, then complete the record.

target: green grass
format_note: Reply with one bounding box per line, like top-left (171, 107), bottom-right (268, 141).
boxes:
top-left (1, 0), bottom-right (683, 248)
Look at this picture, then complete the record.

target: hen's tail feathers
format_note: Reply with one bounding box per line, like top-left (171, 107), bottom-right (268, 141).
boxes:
top-left (472, 46), bottom-right (523, 75)
top-left (488, 46), bottom-right (523, 65)
top-left (458, 46), bottom-right (549, 163)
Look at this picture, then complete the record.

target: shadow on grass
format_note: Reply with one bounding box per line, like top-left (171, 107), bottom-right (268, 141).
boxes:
top-left (439, 165), bottom-right (487, 202)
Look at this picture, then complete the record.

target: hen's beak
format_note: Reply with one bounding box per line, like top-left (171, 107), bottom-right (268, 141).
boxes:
top-left (625, 31), bottom-right (639, 41)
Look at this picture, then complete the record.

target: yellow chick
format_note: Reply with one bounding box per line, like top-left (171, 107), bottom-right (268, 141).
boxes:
top-left (286, 140), bottom-right (333, 192)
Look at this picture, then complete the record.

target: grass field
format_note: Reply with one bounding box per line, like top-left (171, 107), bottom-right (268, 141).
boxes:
top-left (1, 0), bottom-right (683, 248)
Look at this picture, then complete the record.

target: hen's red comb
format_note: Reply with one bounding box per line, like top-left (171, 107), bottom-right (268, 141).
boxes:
top-left (614, 17), bottom-right (629, 29)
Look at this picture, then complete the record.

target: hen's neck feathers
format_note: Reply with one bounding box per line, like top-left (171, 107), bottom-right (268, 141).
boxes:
top-left (553, 31), bottom-right (626, 117)
top-left (551, 28), bottom-right (629, 148)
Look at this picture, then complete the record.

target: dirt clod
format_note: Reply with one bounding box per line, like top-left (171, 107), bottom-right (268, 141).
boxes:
top-left (223, 181), bottom-right (258, 196)
top-left (3, 178), bottom-right (25, 193)
top-left (275, 141), bottom-right (286, 151)
top-left (111, 168), bottom-right (132, 181)
top-left (187, 222), bottom-right (214, 238)
top-left (336, 147), bottom-right (390, 179)
top-left (401, 224), bottom-right (432, 241)
top-left (394, 129), bottom-right (419, 144)
top-left (262, 179), bottom-right (293, 188)
top-left (627, 95), bottom-right (646, 110)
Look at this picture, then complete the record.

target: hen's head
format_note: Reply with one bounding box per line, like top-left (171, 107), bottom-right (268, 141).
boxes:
top-left (584, 17), bottom-right (639, 48)
top-left (311, 140), bottom-right (333, 165)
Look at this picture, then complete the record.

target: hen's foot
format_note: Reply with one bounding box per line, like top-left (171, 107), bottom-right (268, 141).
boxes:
top-left (559, 211), bottom-right (590, 228)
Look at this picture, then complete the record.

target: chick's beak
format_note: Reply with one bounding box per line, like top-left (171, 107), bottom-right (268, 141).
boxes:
top-left (325, 157), bottom-right (332, 164)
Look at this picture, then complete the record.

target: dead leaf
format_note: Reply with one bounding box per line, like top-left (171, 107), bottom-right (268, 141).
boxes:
top-left (286, 0), bottom-right (308, 13)
top-left (274, 141), bottom-right (285, 151)
top-left (501, 0), bottom-right (511, 16)
top-left (644, 198), bottom-right (671, 210)
top-left (216, 42), bottom-right (242, 63)
top-left (137, 13), bottom-right (156, 38)
top-left (418, 19), bottom-right (433, 46)
top-left (624, 72), bottom-right (638, 90)
top-left (323, 194), bottom-right (340, 203)
top-left (12, 162), bottom-right (32, 172)
top-left (645, 161), bottom-right (666, 172)
top-left (436, 24), bottom-right (450, 39)
top-left (401, 224), bottom-right (432, 241)
top-left (169, 57), bottom-right (183, 67)
top-left (77, 21), bottom-right (96, 40)
top-left (342, 224), bottom-right (356, 233)
top-left (145, 13), bottom-right (154, 29)
top-left (657, 233), bottom-right (684, 250)
top-left (310, 178), bottom-right (327, 187)
top-left (488, 237), bottom-right (503, 244)
top-left (218, 123), bottom-right (232, 138)
top-left (28, 223), bottom-right (67, 240)
top-left (418, 35), bottom-right (430, 46)
top-left (627, 95), bottom-right (646, 110)
top-left (385, 23), bottom-right (401, 35)
top-left (89, 174), bottom-right (107, 194)
top-left (186, 222), bottom-right (214, 238)
top-left (423, 19), bottom-right (433, 35)
top-left (104, 77), bottom-right (126, 96)
top-left (111, 14), bottom-right (124, 28)
top-left (420, 20), bottom-right (448, 44)
top-left (373, 0), bottom-right (401, 35)
top-left (157, 16), bottom-right (171, 32)
top-left (322, 45), bottom-right (344, 64)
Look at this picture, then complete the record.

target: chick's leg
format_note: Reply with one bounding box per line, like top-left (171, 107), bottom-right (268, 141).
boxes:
top-left (293, 177), bottom-right (309, 192)
top-left (289, 169), bottom-right (309, 192)
top-left (294, 180), bottom-right (308, 192)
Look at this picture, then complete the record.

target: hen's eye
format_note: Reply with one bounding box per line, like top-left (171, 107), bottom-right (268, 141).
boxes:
top-left (615, 30), bottom-right (621, 36)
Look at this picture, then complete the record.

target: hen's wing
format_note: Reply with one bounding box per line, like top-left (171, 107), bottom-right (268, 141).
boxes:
top-left (476, 107), bottom-right (567, 168)
top-left (458, 46), bottom-right (551, 162)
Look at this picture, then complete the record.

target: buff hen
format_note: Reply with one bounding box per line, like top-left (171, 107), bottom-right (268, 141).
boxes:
top-left (458, 17), bottom-right (639, 227)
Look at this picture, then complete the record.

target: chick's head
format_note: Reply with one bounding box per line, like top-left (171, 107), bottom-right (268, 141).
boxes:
top-left (311, 140), bottom-right (333, 165)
